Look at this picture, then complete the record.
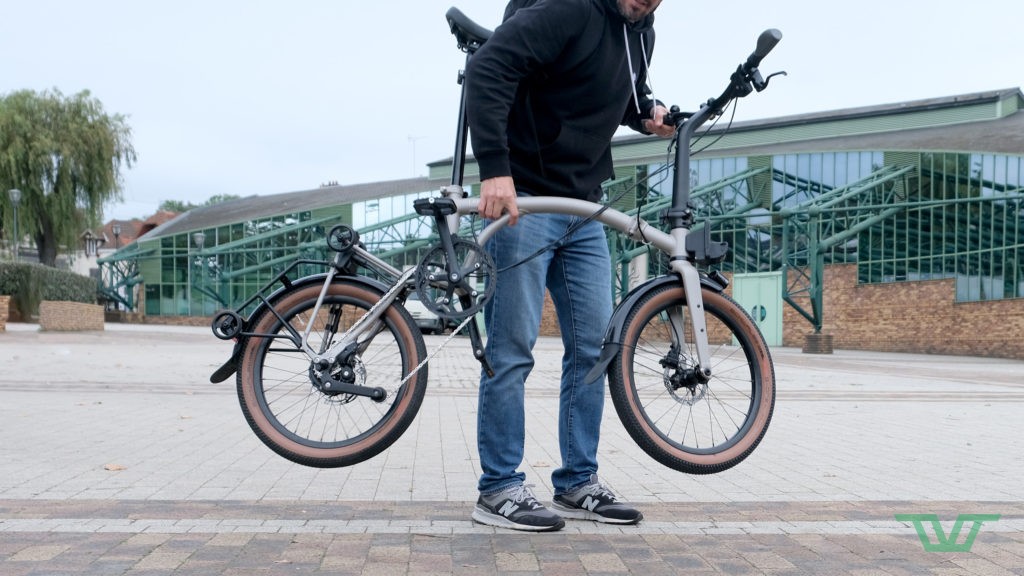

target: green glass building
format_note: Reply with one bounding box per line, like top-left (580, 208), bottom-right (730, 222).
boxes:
top-left (99, 88), bottom-right (1024, 358)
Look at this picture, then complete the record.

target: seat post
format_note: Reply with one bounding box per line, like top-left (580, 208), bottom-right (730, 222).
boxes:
top-left (450, 51), bottom-right (473, 187)
top-left (444, 6), bottom-right (491, 188)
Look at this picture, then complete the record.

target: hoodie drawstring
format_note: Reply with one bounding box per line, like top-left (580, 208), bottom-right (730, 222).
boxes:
top-left (641, 34), bottom-right (656, 107)
top-left (623, 23), bottom-right (657, 117)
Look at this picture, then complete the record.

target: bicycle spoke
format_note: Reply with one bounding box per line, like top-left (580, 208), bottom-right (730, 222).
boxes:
top-left (616, 288), bottom-right (766, 460)
top-left (248, 295), bottom-right (417, 449)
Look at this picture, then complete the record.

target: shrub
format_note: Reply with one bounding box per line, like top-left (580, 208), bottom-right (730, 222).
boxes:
top-left (0, 262), bottom-right (98, 319)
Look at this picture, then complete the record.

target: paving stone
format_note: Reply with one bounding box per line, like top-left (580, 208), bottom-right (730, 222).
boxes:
top-left (1, 326), bottom-right (1022, 574)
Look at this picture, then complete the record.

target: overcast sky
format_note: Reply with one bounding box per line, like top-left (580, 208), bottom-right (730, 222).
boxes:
top-left (2, 0), bottom-right (1020, 221)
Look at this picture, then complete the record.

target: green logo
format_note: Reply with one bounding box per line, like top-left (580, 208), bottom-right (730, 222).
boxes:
top-left (895, 514), bottom-right (1001, 552)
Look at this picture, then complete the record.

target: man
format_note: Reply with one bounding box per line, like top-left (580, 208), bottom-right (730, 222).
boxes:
top-left (464, 0), bottom-right (673, 531)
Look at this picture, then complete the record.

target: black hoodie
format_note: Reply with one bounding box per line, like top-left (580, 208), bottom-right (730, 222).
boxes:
top-left (465, 0), bottom-right (657, 202)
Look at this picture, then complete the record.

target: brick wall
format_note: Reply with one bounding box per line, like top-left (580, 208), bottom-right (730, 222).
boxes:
top-left (537, 279), bottom-right (741, 346)
top-left (100, 265), bottom-right (1021, 359)
top-left (539, 292), bottom-right (560, 339)
top-left (39, 301), bottom-right (105, 331)
top-left (138, 315), bottom-right (212, 327)
top-left (538, 266), bottom-right (1024, 360)
top-left (0, 295), bottom-right (8, 331)
top-left (104, 310), bottom-right (211, 327)
top-left (783, 264), bottom-right (1024, 359)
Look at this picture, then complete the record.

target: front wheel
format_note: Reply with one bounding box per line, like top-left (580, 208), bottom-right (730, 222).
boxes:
top-left (609, 284), bottom-right (775, 474)
top-left (237, 279), bottom-right (428, 468)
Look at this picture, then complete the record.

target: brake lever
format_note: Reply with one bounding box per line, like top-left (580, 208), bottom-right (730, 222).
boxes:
top-left (755, 70), bottom-right (788, 92)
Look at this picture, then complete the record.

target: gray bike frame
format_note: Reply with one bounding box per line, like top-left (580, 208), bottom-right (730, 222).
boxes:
top-left (299, 186), bottom-right (713, 379)
top-left (291, 23), bottom-right (793, 380)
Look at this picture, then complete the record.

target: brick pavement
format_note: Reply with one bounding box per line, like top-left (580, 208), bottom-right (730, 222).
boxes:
top-left (1, 323), bottom-right (1022, 574)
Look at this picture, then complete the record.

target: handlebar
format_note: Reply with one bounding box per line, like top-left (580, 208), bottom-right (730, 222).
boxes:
top-left (661, 28), bottom-right (785, 228)
top-left (745, 28), bottom-right (783, 71)
top-left (663, 28), bottom-right (785, 127)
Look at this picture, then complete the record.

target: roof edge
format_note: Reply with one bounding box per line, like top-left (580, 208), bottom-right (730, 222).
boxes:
top-left (613, 87), bottom-right (1023, 146)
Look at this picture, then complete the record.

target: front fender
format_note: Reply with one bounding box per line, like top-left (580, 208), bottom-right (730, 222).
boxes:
top-left (583, 273), bottom-right (726, 384)
top-left (208, 273), bottom-right (394, 383)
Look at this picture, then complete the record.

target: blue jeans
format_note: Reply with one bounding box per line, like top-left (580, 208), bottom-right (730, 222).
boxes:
top-left (476, 212), bottom-right (612, 495)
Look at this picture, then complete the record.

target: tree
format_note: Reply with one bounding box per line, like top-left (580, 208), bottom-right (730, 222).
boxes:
top-left (158, 199), bottom-right (197, 213)
top-left (0, 89), bottom-right (136, 266)
top-left (204, 194), bottom-right (240, 206)
top-left (159, 194), bottom-right (240, 213)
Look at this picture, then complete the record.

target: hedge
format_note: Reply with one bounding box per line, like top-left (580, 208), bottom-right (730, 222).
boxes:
top-left (0, 262), bottom-right (99, 319)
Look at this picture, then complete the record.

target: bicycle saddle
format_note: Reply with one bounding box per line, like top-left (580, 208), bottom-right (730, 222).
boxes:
top-left (446, 6), bottom-right (492, 52)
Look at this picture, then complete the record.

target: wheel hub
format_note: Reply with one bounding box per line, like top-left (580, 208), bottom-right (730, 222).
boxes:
top-left (659, 347), bottom-right (710, 406)
top-left (308, 355), bottom-right (365, 402)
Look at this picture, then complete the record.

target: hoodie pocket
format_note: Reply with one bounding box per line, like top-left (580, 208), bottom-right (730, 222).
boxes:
top-left (538, 124), bottom-right (609, 190)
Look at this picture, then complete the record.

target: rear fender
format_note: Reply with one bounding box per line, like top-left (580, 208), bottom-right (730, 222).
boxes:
top-left (208, 273), bottom-right (394, 383)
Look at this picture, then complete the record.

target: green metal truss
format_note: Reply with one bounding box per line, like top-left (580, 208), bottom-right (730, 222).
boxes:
top-left (98, 154), bottom-right (1024, 336)
top-left (96, 243), bottom-right (154, 310)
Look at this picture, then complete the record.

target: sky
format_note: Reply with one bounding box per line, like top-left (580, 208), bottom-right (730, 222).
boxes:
top-left (2, 0), bottom-right (1021, 222)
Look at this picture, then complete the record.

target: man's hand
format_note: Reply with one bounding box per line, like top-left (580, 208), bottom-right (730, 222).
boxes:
top-left (642, 105), bottom-right (675, 138)
top-left (479, 176), bottom-right (520, 226)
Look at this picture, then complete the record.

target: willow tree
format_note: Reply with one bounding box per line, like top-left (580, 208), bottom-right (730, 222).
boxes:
top-left (0, 89), bottom-right (136, 266)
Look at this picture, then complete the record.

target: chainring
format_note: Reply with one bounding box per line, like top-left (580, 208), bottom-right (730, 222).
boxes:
top-left (414, 239), bottom-right (495, 321)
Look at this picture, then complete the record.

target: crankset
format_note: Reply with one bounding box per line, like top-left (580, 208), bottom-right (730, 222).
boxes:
top-left (414, 238), bottom-right (496, 321)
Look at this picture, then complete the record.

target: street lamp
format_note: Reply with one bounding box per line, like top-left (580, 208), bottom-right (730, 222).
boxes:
top-left (192, 232), bottom-right (206, 271)
top-left (7, 189), bottom-right (21, 259)
top-left (189, 232), bottom-right (207, 316)
top-left (191, 232), bottom-right (206, 273)
top-left (112, 223), bottom-right (121, 250)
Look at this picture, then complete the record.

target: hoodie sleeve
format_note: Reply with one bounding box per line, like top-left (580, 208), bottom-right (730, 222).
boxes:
top-left (464, 0), bottom-right (589, 181)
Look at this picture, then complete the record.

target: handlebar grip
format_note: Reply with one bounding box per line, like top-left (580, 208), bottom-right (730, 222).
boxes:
top-left (744, 29), bottom-right (782, 70)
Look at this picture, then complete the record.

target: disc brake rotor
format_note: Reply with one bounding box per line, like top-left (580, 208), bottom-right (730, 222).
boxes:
top-left (308, 357), bottom-right (365, 404)
top-left (662, 349), bottom-right (708, 406)
top-left (666, 373), bottom-right (708, 406)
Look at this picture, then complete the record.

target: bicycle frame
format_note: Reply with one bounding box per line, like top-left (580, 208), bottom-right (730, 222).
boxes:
top-left (459, 195), bottom-right (714, 374)
top-left (276, 189), bottom-right (711, 380)
top-left (211, 13), bottom-right (783, 392)
top-left (209, 9), bottom-right (782, 475)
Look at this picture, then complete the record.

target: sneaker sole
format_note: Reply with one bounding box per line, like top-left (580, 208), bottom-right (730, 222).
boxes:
top-left (471, 506), bottom-right (565, 532)
top-left (550, 502), bottom-right (643, 525)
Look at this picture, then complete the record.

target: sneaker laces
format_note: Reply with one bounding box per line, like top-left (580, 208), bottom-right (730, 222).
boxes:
top-left (576, 479), bottom-right (618, 503)
top-left (508, 484), bottom-right (544, 509)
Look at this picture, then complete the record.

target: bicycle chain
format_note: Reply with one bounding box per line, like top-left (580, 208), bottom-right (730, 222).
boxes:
top-left (397, 313), bottom-right (478, 389)
top-left (321, 268), bottom-right (479, 398)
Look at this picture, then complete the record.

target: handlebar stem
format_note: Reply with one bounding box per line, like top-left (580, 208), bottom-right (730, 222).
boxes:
top-left (665, 53), bottom-right (779, 228)
top-left (666, 97), bottom-right (721, 228)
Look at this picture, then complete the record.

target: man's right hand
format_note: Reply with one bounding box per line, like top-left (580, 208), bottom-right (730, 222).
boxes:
top-left (478, 176), bottom-right (520, 226)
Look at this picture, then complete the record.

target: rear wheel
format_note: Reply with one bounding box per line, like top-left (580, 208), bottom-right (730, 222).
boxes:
top-left (237, 280), bottom-right (427, 468)
top-left (609, 284), bottom-right (775, 474)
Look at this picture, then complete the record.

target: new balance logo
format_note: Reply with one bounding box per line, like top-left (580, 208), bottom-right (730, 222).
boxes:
top-left (498, 501), bottom-right (520, 517)
top-left (580, 496), bottom-right (600, 512)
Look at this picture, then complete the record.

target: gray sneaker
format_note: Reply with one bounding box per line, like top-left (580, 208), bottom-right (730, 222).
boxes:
top-left (472, 484), bottom-right (565, 532)
top-left (551, 475), bottom-right (643, 525)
